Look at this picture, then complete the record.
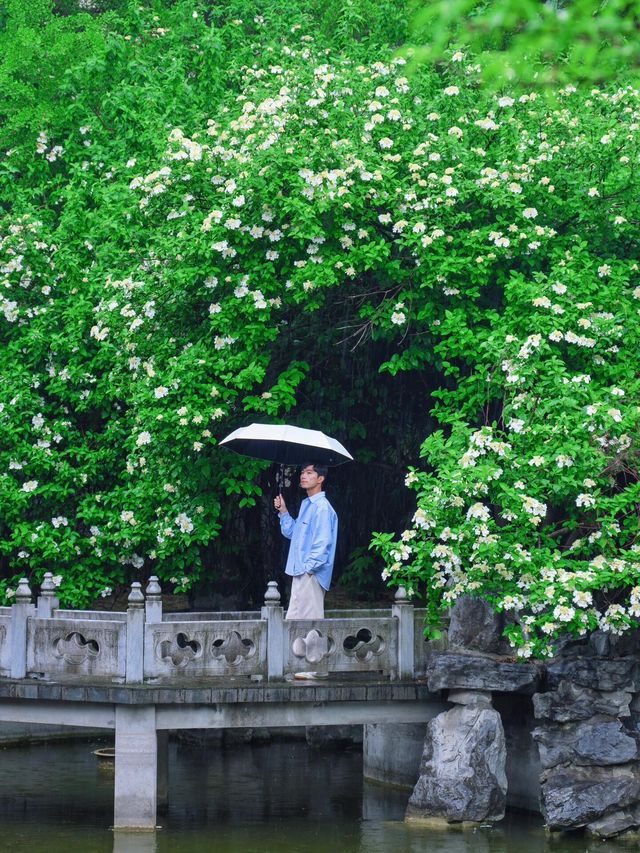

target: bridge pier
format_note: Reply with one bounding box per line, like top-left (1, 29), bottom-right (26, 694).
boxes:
top-left (114, 706), bottom-right (158, 830)
top-left (157, 730), bottom-right (169, 813)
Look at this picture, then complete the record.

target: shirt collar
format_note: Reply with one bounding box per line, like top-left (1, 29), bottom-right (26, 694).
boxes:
top-left (305, 491), bottom-right (326, 504)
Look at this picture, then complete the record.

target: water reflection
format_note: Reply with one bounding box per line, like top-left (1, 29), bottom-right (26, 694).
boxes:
top-left (0, 739), bottom-right (635, 853)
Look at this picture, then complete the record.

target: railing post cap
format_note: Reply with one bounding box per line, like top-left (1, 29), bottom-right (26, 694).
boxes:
top-left (146, 576), bottom-right (162, 598)
top-left (16, 578), bottom-right (32, 602)
top-left (394, 585), bottom-right (409, 603)
top-left (40, 572), bottom-right (56, 595)
top-left (128, 581), bottom-right (145, 608)
top-left (264, 580), bottom-right (281, 605)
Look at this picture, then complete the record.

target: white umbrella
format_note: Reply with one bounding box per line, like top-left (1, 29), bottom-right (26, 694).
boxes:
top-left (220, 423), bottom-right (353, 467)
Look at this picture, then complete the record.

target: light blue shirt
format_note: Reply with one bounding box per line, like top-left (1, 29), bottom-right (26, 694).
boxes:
top-left (279, 492), bottom-right (338, 591)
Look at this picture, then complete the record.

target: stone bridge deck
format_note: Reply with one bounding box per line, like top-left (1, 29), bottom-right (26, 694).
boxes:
top-left (0, 575), bottom-right (449, 829)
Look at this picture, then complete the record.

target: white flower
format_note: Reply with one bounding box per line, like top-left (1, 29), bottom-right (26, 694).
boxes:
top-left (136, 431), bottom-right (152, 446)
top-left (391, 311), bottom-right (406, 325)
top-left (556, 455), bottom-right (574, 468)
top-left (607, 408), bottom-right (623, 422)
top-left (553, 605), bottom-right (575, 623)
top-left (588, 187), bottom-right (600, 197)
top-left (498, 96), bottom-right (515, 107)
top-left (466, 502), bottom-right (490, 521)
top-left (208, 303), bottom-right (222, 314)
top-left (51, 516), bottom-right (68, 528)
top-left (528, 456), bottom-right (545, 467)
top-left (175, 512), bottom-right (194, 533)
top-left (573, 590), bottom-right (593, 608)
top-left (522, 208), bottom-right (538, 219)
top-left (154, 386), bottom-right (169, 399)
top-left (22, 481), bottom-right (38, 493)
top-left (597, 264), bottom-right (611, 277)
top-left (576, 493), bottom-right (596, 508)
top-left (443, 86), bottom-right (459, 96)
top-left (379, 137), bottom-right (393, 149)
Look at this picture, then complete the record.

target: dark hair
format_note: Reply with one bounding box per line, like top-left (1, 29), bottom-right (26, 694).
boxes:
top-left (302, 462), bottom-right (328, 479)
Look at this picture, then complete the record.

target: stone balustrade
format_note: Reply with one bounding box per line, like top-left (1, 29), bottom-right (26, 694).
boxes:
top-left (0, 574), bottom-right (426, 684)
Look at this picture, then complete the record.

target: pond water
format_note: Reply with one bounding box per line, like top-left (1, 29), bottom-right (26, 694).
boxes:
top-left (0, 737), bottom-right (635, 853)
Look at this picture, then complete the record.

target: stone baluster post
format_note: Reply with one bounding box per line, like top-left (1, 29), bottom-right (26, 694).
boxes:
top-left (145, 576), bottom-right (163, 624)
top-left (37, 572), bottom-right (60, 618)
top-left (10, 578), bottom-right (34, 679)
top-left (392, 586), bottom-right (415, 680)
top-left (126, 582), bottom-right (145, 684)
top-left (261, 581), bottom-right (284, 681)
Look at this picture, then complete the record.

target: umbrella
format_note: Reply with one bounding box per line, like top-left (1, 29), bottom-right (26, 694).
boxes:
top-left (220, 423), bottom-right (353, 467)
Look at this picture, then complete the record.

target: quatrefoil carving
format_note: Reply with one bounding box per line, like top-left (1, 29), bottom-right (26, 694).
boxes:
top-left (343, 628), bottom-right (385, 662)
top-left (291, 628), bottom-right (332, 664)
top-left (211, 631), bottom-right (256, 665)
top-left (158, 632), bottom-right (202, 667)
top-left (53, 631), bottom-right (100, 665)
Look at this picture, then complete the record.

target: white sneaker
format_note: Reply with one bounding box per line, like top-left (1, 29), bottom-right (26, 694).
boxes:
top-left (293, 671), bottom-right (329, 680)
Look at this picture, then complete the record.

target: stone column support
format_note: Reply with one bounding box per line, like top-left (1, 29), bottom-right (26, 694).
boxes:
top-left (126, 582), bottom-right (145, 684)
top-left (114, 705), bottom-right (158, 830)
top-left (145, 576), bottom-right (162, 624)
top-left (10, 578), bottom-right (34, 679)
top-left (156, 730), bottom-right (169, 813)
top-left (261, 581), bottom-right (284, 681)
top-left (392, 586), bottom-right (415, 680)
top-left (36, 572), bottom-right (59, 618)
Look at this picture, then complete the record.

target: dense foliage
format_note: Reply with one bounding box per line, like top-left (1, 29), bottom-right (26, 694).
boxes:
top-left (1, 1), bottom-right (639, 658)
top-left (409, 0), bottom-right (640, 87)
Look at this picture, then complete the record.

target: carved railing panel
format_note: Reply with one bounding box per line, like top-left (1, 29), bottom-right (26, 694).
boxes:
top-left (0, 616), bottom-right (10, 676)
top-left (144, 619), bottom-right (266, 679)
top-left (286, 617), bottom-right (398, 675)
top-left (26, 617), bottom-right (126, 679)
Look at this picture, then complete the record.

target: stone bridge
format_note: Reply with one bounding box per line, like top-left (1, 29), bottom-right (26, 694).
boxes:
top-left (0, 574), bottom-right (449, 829)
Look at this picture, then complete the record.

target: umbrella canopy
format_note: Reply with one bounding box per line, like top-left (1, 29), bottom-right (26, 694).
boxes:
top-left (220, 423), bottom-right (353, 467)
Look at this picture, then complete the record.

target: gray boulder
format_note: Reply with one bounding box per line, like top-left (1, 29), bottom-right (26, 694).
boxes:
top-left (541, 764), bottom-right (640, 828)
top-left (587, 805), bottom-right (640, 838)
top-left (447, 597), bottom-right (510, 654)
top-left (427, 652), bottom-right (540, 694)
top-left (533, 720), bottom-right (638, 769)
top-left (406, 704), bottom-right (507, 823)
top-left (546, 657), bottom-right (640, 692)
top-left (533, 680), bottom-right (631, 722)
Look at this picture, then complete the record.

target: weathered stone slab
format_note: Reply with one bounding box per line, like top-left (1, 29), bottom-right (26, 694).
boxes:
top-left (447, 597), bottom-right (510, 654)
top-left (546, 657), bottom-right (640, 692)
top-left (533, 720), bottom-right (638, 769)
top-left (541, 764), bottom-right (640, 828)
top-left (406, 704), bottom-right (507, 823)
top-left (427, 653), bottom-right (540, 694)
top-left (448, 689), bottom-right (492, 706)
top-left (533, 680), bottom-right (631, 722)
top-left (586, 806), bottom-right (640, 838)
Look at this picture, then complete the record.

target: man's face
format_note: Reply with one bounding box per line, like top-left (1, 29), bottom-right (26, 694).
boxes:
top-left (300, 465), bottom-right (323, 491)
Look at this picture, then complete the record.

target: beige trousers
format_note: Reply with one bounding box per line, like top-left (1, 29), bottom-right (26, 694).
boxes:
top-left (285, 572), bottom-right (325, 620)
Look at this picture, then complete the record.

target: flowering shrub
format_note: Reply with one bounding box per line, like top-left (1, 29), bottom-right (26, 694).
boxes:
top-left (1, 2), bottom-right (638, 637)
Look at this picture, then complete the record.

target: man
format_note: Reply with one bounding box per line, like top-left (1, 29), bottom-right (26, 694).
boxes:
top-left (274, 462), bottom-right (338, 680)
